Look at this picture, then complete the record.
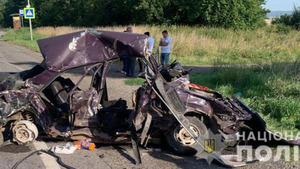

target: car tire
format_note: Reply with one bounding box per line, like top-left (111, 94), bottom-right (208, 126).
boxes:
top-left (166, 116), bottom-right (208, 155)
top-left (0, 132), bottom-right (3, 147)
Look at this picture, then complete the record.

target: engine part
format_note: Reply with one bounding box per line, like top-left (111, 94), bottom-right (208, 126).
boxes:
top-left (12, 120), bottom-right (38, 145)
top-left (22, 112), bottom-right (35, 123)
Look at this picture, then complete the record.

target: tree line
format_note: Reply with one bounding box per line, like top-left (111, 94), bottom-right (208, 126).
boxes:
top-left (0, 0), bottom-right (269, 29)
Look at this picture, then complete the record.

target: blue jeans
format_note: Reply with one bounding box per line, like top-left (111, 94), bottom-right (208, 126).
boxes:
top-left (160, 53), bottom-right (170, 66)
top-left (122, 57), bottom-right (129, 72)
top-left (127, 57), bottom-right (136, 77)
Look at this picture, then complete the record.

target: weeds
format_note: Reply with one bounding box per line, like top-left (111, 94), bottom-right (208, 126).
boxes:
top-left (1, 28), bottom-right (48, 52)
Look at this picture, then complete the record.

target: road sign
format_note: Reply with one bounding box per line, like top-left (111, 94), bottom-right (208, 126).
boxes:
top-left (19, 9), bottom-right (24, 17)
top-left (24, 8), bottom-right (35, 19)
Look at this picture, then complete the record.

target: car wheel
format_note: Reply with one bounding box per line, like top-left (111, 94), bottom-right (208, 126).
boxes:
top-left (166, 116), bottom-right (208, 155)
top-left (0, 132), bottom-right (3, 146)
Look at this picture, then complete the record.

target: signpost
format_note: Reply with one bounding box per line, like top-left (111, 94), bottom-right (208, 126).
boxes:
top-left (24, 0), bottom-right (34, 40)
top-left (19, 9), bottom-right (24, 16)
top-left (24, 8), bottom-right (35, 19)
top-left (19, 9), bottom-right (24, 27)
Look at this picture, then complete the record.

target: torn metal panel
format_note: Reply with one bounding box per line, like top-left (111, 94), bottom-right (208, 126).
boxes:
top-left (37, 30), bottom-right (147, 72)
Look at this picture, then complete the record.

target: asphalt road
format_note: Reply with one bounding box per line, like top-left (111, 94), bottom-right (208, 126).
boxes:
top-left (0, 31), bottom-right (299, 169)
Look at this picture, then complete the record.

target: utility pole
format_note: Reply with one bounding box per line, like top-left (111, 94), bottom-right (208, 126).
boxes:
top-left (27, 0), bottom-right (33, 40)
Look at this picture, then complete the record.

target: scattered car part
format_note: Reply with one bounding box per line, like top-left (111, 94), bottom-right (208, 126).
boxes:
top-left (12, 120), bottom-right (38, 145)
top-left (50, 143), bottom-right (77, 154)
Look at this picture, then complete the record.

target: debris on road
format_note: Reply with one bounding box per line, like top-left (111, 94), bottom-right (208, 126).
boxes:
top-left (0, 30), bottom-right (299, 168)
top-left (50, 142), bottom-right (77, 154)
top-left (74, 140), bottom-right (96, 151)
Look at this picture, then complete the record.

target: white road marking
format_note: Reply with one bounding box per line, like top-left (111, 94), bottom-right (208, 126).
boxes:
top-left (32, 141), bottom-right (61, 169)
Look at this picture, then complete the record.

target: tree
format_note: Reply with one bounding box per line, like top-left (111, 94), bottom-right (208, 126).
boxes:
top-left (168, 0), bottom-right (269, 29)
top-left (0, 0), bottom-right (6, 27)
top-left (2, 0), bottom-right (26, 28)
top-left (290, 5), bottom-right (300, 30)
top-left (273, 5), bottom-right (300, 30)
top-left (0, 0), bottom-right (269, 29)
top-left (131, 0), bottom-right (168, 24)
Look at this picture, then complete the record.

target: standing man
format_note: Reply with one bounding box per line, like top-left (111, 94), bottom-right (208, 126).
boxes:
top-left (126, 26), bottom-right (133, 33)
top-left (159, 30), bottom-right (172, 67)
top-left (121, 27), bottom-right (134, 76)
top-left (126, 27), bottom-right (136, 77)
top-left (138, 32), bottom-right (155, 72)
top-left (144, 32), bottom-right (155, 53)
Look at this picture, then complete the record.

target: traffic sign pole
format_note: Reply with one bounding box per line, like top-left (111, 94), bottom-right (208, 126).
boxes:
top-left (29, 18), bottom-right (33, 40)
top-left (27, 0), bottom-right (33, 40)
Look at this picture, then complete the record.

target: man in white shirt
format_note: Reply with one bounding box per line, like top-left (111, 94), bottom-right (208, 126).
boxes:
top-left (139, 32), bottom-right (155, 72)
top-left (159, 30), bottom-right (172, 67)
top-left (144, 32), bottom-right (155, 53)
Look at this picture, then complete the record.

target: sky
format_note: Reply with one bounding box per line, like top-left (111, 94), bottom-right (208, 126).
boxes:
top-left (264, 0), bottom-right (299, 11)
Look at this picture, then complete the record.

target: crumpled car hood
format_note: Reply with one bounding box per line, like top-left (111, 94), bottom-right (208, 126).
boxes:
top-left (37, 30), bottom-right (147, 72)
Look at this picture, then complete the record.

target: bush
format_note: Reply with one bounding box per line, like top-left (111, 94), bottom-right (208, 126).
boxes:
top-left (272, 6), bottom-right (300, 30)
top-left (272, 14), bottom-right (291, 25)
top-left (275, 24), bottom-right (292, 34)
top-left (291, 6), bottom-right (300, 29)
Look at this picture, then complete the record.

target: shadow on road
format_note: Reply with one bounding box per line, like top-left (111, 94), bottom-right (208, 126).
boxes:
top-left (0, 143), bottom-right (32, 153)
top-left (147, 150), bottom-right (228, 169)
top-left (11, 61), bottom-right (40, 67)
top-left (113, 145), bottom-right (137, 164)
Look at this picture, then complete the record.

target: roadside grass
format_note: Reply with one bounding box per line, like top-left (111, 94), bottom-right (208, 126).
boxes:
top-left (124, 77), bottom-right (145, 86)
top-left (1, 28), bottom-right (48, 52)
top-left (190, 61), bottom-right (300, 134)
top-left (35, 25), bottom-right (300, 65)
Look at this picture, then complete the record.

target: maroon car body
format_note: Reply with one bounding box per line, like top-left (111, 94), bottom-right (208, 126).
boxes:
top-left (0, 30), bottom-right (299, 167)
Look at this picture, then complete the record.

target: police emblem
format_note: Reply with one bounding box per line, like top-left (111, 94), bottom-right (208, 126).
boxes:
top-left (204, 139), bottom-right (216, 153)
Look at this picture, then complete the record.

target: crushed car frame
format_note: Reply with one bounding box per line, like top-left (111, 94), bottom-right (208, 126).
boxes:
top-left (0, 30), bottom-right (299, 167)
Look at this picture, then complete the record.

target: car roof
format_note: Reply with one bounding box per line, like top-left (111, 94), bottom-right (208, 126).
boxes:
top-left (37, 30), bottom-right (147, 72)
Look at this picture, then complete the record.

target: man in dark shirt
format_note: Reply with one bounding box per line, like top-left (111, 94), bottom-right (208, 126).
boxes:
top-left (125, 27), bottom-right (136, 77)
top-left (121, 27), bottom-right (133, 75)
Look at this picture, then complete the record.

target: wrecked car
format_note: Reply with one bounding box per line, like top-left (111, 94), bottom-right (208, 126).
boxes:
top-left (0, 30), bottom-right (299, 167)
